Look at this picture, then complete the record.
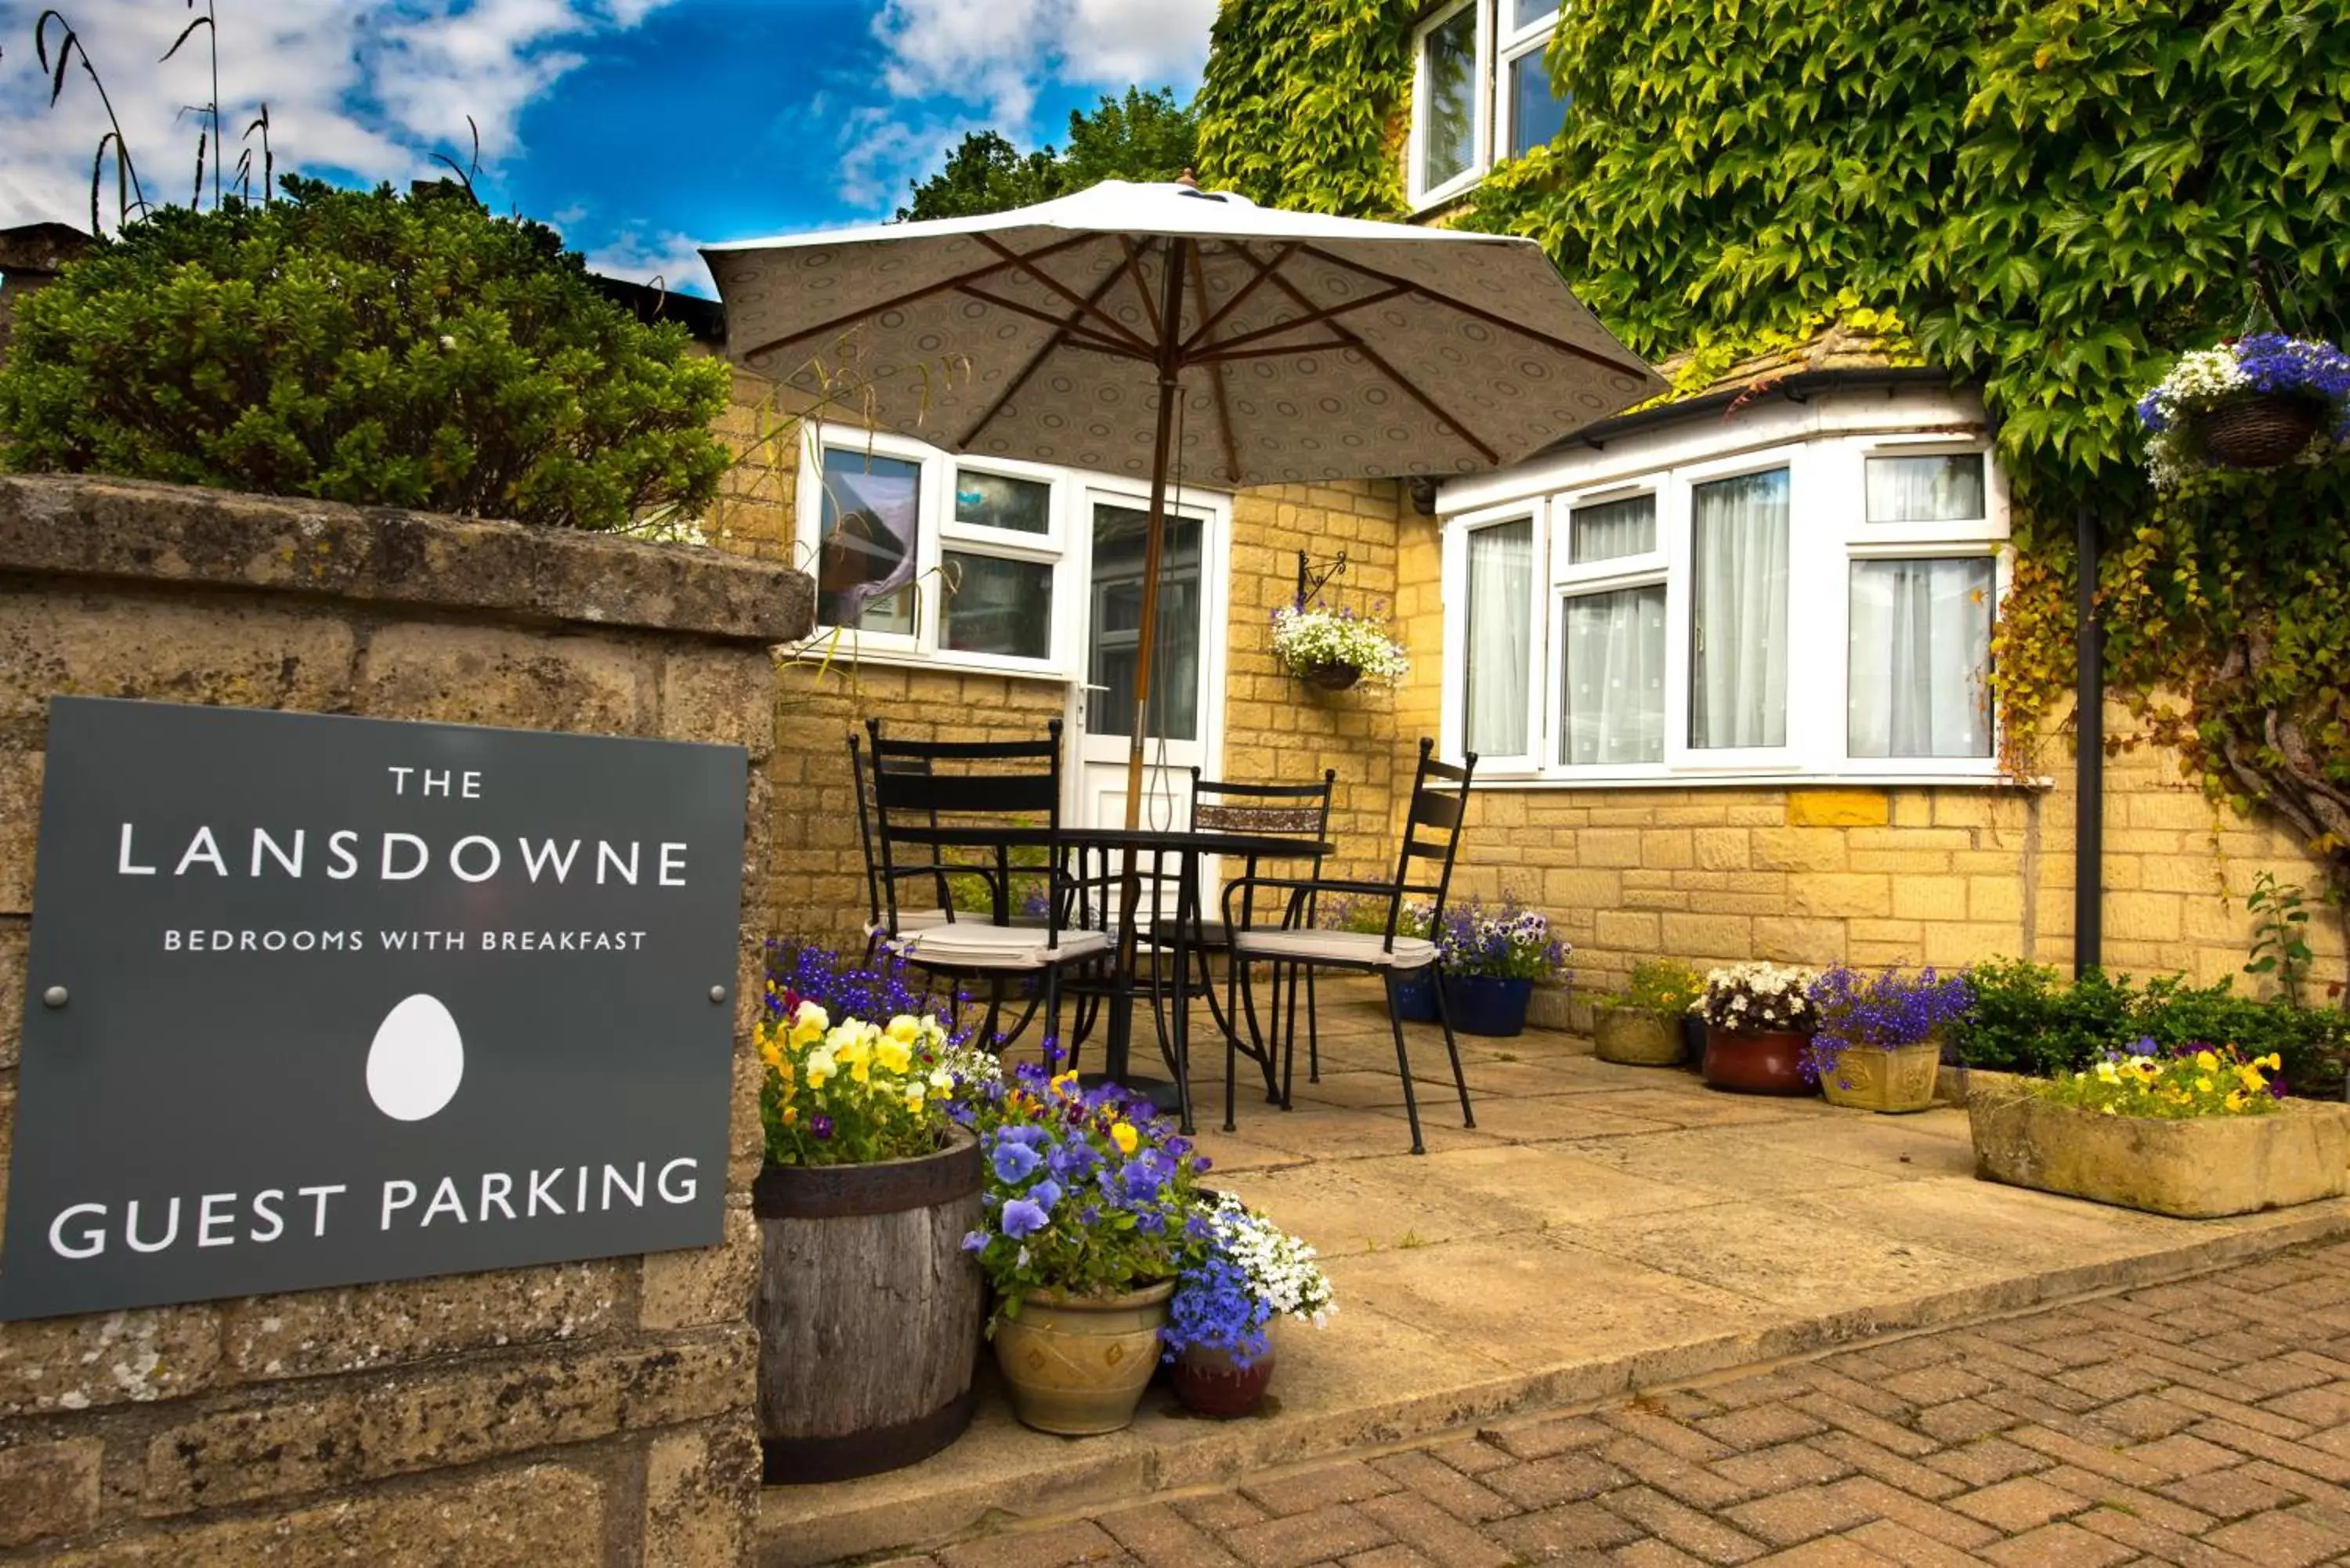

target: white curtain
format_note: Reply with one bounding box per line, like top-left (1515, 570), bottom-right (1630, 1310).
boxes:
top-left (1849, 558), bottom-right (1994, 757)
top-left (1690, 468), bottom-right (1790, 749)
top-left (1570, 495), bottom-right (1654, 563)
top-left (1562, 585), bottom-right (1666, 764)
top-left (1865, 454), bottom-right (1985, 523)
top-left (1465, 519), bottom-right (1532, 757)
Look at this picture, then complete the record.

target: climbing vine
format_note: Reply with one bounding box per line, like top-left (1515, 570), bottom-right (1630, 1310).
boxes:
top-left (1198, 0), bottom-right (2350, 908)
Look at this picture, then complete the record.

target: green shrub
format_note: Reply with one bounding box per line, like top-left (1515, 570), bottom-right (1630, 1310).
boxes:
top-left (1954, 959), bottom-right (2350, 1097)
top-left (0, 179), bottom-right (731, 530)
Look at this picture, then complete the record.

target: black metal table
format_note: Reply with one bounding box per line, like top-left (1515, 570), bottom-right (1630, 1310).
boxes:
top-left (877, 824), bottom-right (1330, 1127)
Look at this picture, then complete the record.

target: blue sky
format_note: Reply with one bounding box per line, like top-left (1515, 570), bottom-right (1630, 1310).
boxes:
top-left (0, 0), bottom-right (1218, 294)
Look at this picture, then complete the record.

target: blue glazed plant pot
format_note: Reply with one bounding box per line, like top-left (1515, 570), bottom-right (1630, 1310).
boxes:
top-left (1390, 970), bottom-right (1440, 1022)
top-left (1444, 976), bottom-right (1535, 1038)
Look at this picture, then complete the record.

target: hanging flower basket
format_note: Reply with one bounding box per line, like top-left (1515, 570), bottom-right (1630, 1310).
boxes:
top-left (2137, 334), bottom-right (2350, 483)
top-left (1271, 604), bottom-right (1408, 688)
top-left (2189, 393), bottom-right (2327, 469)
top-left (1300, 660), bottom-right (1363, 691)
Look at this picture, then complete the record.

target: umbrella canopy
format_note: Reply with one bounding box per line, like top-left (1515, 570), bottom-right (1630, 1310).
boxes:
top-left (703, 179), bottom-right (1661, 836)
top-left (705, 179), bottom-right (1662, 488)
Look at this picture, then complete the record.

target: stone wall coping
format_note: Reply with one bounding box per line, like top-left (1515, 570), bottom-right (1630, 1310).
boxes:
top-left (0, 473), bottom-right (814, 646)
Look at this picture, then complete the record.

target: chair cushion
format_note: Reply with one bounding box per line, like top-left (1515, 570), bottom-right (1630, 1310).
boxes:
top-left (895, 923), bottom-right (1111, 971)
top-left (1230, 929), bottom-right (1438, 969)
top-left (866, 909), bottom-right (950, 938)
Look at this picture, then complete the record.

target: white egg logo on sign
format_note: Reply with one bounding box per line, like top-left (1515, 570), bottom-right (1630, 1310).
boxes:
top-left (366, 994), bottom-right (465, 1121)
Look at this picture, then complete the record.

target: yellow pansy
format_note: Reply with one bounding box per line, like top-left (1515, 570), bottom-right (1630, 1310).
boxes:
top-left (2196, 1075), bottom-right (2214, 1093)
top-left (760, 1039), bottom-right (784, 1069)
top-left (2225, 1089), bottom-right (2247, 1111)
top-left (2095, 1061), bottom-right (2121, 1083)
top-left (804, 1048), bottom-right (836, 1087)
top-left (887, 1014), bottom-right (921, 1043)
top-left (876, 1038), bottom-right (913, 1075)
top-left (2194, 1050), bottom-right (2219, 1072)
top-left (1111, 1122), bottom-right (1140, 1156)
top-left (2262, 1053), bottom-right (2283, 1071)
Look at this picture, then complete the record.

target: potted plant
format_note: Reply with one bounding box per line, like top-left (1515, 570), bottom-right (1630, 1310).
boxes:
top-left (1437, 899), bottom-right (1571, 1038)
top-left (752, 952), bottom-right (1000, 1482)
top-left (1593, 959), bottom-right (1704, 1065)
top-left (1970, 1043), bottom-right (2348, 1217)
top-left (960, 1064), bottom-right (1206, 1435)
top-left (2136, 331), bottom-right (2350, 480)
top-left (1162, 1191), bottom-right (1334, 1419)
top-left (1696, 963), bottom-right (1821, 1095)
top-left (1806, 966), bottom-right (1974, 1113)
top-left (1271, 602), bottom-right (1410, 690)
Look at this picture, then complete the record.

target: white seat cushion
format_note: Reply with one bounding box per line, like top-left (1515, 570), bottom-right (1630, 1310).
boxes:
top-left (866, 908), bottom-right (950, 938)
top-left (1230, 929), bottom-right (1439, 969)
top-left (894, 923), bottom-right (1111, 971)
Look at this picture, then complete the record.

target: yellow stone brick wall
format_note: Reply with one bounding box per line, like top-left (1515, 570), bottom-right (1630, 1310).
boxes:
top-left (1390, 512), bottom-right (2344, 1004)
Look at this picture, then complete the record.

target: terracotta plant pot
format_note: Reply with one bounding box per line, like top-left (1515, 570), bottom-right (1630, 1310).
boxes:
top-left (1594, 1007), bottom-right (1684, 1066)
top-left (1299, 660), bottom-right (1363, 691)
top-left (1172, 1340), bottom-right (1278, 1418)
top-left (992, 1281), bottom-right (1176, 1435)
top-left (1701, 1025), bottom-right (1817, 1096)
top-left (1817, 1040), bottom-right (1943, 1114)
top-left (2192, 392), bottom-right (2325, 469)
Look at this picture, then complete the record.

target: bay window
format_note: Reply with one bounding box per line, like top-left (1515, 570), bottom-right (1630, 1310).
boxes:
top-left (1409, 0), bottom-right (1568, 208)
top-left (1443, 430), bottom-right (2008, 783)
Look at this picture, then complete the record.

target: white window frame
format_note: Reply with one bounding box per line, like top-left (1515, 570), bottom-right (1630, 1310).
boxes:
top-left (1441, 500), bottom-right (1548, 774)
top-left (1408, 0), bottom-right (1491, 211)
top-left (796, 423), bottom-right (1077, 677)
top-left (1435, 425), bottom-right (2013, 786)
top-left (1495, 2), bottom-right (1564, 162)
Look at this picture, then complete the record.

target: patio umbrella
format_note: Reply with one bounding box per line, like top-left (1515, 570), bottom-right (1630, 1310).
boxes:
top-left (703, 178), bottom-right (1662, 826)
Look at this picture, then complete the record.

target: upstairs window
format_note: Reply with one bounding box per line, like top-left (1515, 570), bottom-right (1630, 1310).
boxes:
top-left (1409, 1), bottom-right (1569, 208)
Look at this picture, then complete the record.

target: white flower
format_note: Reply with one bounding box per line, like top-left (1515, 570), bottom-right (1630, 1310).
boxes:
top-left (1271, 605), bottom-right (1409, 685)
top-left (438, 334), bottom-right (457, 350)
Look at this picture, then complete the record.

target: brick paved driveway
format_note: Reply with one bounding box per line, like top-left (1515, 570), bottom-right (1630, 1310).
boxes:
top-left (887, 1242), bottom-right (2350, 1567)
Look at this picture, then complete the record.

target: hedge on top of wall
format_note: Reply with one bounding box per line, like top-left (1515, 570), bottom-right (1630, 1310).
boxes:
top-left (1196, 0), bottom-right (2350, 917)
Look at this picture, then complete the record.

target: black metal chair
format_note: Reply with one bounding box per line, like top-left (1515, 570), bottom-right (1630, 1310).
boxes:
top-left (864, 719), bottom-right (1107, 1050)
top-left (847, 735), bottom-right (949, 965)
top-left (1152, 769), bottom-right (1337, 1100)
top-left (1222, 739), bottom-right (1479, 1154)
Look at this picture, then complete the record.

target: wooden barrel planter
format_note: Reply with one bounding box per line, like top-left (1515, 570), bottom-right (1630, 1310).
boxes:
top-left (755, 1129), bottom-right (984, 1483)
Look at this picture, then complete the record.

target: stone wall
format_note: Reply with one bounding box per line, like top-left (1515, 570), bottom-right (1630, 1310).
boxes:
top-left (0, 474), bottom-right (811, 1566)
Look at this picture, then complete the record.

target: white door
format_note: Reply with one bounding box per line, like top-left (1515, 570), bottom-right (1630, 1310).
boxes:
top-left (1070, 491), bottom-right (1225, 851)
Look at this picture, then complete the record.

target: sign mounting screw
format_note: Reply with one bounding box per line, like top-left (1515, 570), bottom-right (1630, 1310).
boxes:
top-left (42, 985), bottom-right (68, 1009)
top-left (708, 985), bottom-right (727, 1004)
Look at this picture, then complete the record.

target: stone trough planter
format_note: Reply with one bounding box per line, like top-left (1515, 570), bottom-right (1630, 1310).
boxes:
top-left (1967, 1071), bottom-right (2350, 1219)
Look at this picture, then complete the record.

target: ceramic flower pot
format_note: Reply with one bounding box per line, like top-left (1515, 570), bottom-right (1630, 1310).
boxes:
top-left (1300, 660), bottom-right (1363, 691)
top-left (1446, 975), bottom-right (1534, 1037)
top-left (992, 1281), bottom-right (1176, 1435)
top-left (1701, 1025), bottom-right (1817, 1096)
top-left (1172, 1340), bottom-right (1278, 1419)
top-left (1390, 970), bottom-right (1440, 1022)
top-left (1817, 1040), bottom-right (1943, 1114)
top-left (1594, 1007), bottom-right (1684, 1066)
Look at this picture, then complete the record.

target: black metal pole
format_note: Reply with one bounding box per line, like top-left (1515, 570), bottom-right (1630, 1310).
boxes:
top-left (2074, 503), bottom-right (2104, 978)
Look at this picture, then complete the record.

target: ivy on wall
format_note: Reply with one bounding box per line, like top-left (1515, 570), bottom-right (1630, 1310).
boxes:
top-left (1197, 0), bottom-right (2350, 909)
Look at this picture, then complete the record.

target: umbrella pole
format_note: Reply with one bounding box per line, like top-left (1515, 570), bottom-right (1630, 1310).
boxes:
top-left (1104, 237), bottom-right (1191, 1099)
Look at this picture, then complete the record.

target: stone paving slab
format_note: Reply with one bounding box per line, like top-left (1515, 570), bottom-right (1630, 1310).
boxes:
top-left (849, 1240), bottom-right (2350, 1566)
top-left (759, 985), bottom-right (2350, 1566)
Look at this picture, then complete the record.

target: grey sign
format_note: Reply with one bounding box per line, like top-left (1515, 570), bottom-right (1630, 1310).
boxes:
top-left (2, 698), bottom-right (747, 1320)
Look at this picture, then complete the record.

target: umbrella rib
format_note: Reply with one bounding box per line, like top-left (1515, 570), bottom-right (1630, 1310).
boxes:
top-left (1177, 240), bottom-right (1296, 356)
top-left (953, 284), bottom-right (1153, 359)
top-left (1184, 284), bottom-right (1414, 360)
top-left (1297, 243), bottom-right (1654, 381)
top-left (953, 260), bottom-right (1139, 451)
top-left (1265, 269), bottom-right (1499, 466)
top-left (1113, 237), bottom-right (1167, 339)
top-left (1186, 240), bottom-right (1242, 486)
top-left (975, 234), bottom-right (1155, 355)
top-left (731, 231), bottom-right (1102, 367)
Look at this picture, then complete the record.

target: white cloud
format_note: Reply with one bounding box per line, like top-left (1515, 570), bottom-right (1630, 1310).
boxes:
top-left (869, 0), bottom-right (1217, 127)
top-left (0, 0), bottom-right (673, 232)
top-left (580, 226), bottom-right (714, 297)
